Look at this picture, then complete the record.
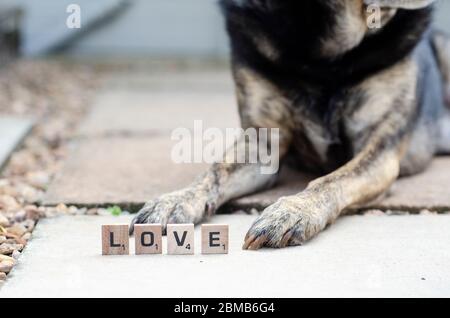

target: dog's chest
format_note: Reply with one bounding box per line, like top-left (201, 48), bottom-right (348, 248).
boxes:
top-left (289, 92), bottom-right (352, 173)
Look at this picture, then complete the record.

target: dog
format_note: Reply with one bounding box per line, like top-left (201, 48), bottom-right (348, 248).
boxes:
top-left (130, 0), bottom-right (450, 249)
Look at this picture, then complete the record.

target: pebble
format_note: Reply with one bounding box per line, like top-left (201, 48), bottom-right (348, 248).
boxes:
top-left (22, 232), bottom-right (31, 241)
top-left (386, 210), bottom-right (410, 216)
top-left (0, 195), bottom-right (21, 212)
top-left (25, 205), bottom-right (41, 221)
top-left (0, 271), bottom-right (6, 280)
top-left (7, 223), bottom-right (28, 237)
top-left (0, 254), bottom-right (15, 262)
top-left (68, 206), bottom-right (79, 215)
top-left (25, 171), bottom-right (50, 190)
top-left (11, 250), bottom-right (21, 260)
top-left (0, 235), bottom-right (6, 244)
top-left (420, 210), bottom-right (438, 215)
top-left (0, 214), bottom-right (9, 227)
top-left (0, 243), bottom-right (24, 254)
top-left (0, 179), bottom-right (9, 187)
top-left (13, 210), bottom-right (27, 222)
top-left (76, 207), bottom-right (87, 215)
top-left (0, 260), bottom-right (15, 273)
top-left (86, 208), bottom-right (98, 216)
top-left (20, 185), bottom-right (42, 204)
top-left (363, 210), bottom-right (385, 216)
top-left (21, 219), bottom-right (35, 232)
top-left (56, 203), bottom-right (68, 214)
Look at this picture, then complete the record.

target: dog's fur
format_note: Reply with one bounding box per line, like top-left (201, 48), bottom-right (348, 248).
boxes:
top-left (131, 0), bottom-right (450, 249)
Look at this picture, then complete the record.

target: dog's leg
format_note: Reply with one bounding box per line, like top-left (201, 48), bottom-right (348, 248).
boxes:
top-left (130, 67), bottom-right (293, 234)
top-left (243, 124), bottom-right (407, 249)
top-left (243, 60), bottom-right (417, 249)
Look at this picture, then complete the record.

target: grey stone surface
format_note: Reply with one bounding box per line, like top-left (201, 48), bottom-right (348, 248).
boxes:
top-left (371, 157), bottom-right (450, 211)
top-left (44, 69), bottom-right (241, 207)
top-left (231, 158), bottom-right (450, 213)
top-left (79, 89), bottom-right (240, 137)
top-left (0, 117), bottom-right (33, 171)
top-left (43, 136), bottom-right (209, 207)
top-left (46, 145), bottom-right (450, 212)
top-left (102, 69), bottom-right (234, 92)
top-left (1, 214), bottom-right (450, 297)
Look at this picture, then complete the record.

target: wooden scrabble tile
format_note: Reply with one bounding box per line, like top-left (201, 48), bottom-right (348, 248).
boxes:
top-left (167, 224), bottom-right (194, 255)
top-left (201, 224), bottom-right (228, 254)
top-left (134, 224), bottom-right (162, 255)
top-left (102, 224), bottom-right (129, 255)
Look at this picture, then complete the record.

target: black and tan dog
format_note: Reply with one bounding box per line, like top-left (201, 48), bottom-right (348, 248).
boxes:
top-left (131, 0), bottom-right (450, 249)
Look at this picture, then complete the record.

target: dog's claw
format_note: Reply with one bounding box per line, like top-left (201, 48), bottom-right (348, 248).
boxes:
top-left (129, 187), bottom-right (217, 236)
top-left (243, 234), bottom-right (267, 250)
top-left (280, 230), bottom-right (294, 248)
top-left (242, 234), bottom-right (255, 250)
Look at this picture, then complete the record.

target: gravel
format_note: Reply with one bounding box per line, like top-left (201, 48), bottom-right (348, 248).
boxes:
top-left (0, 60), bottom-right (100, 280)
top-left (0, 261), bottom-right (14, 273)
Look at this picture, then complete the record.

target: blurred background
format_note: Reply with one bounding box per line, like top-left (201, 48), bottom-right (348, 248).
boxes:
top-left (0, 0), bottom-right (449, 61)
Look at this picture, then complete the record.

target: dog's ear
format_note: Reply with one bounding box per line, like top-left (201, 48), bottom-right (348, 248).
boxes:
top-left (364, 0), bottom-right (435, 9)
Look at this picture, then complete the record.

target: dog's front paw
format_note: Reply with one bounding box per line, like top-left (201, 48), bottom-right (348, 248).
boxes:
top-left (129, 187), bottom-right (216, 235)
top-left (243, 194), bottom-right (333, 250)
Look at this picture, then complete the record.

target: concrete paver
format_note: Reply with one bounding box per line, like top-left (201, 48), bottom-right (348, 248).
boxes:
top-left (1, 214), bottom-right (449, 297)
top-left (231, 158), bottom-right (450, 213)
top-left (79, 90), bottom-right (240, 137)
top-left (0, 117), bottom-right (33, 171)
top-left (43, 136), bottom-right (208, 207)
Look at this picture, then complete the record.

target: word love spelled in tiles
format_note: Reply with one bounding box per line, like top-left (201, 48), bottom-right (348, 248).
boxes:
top-left (102, 223), bottom-right (229, 255)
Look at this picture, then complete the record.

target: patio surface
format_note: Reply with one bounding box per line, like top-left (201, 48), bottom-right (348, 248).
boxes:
top-left (1, 213), bottom-right (450, 298)
top-left (1, 67), bottom-right (450, 297)
top-left (0, 117), bottom-right (33, 170)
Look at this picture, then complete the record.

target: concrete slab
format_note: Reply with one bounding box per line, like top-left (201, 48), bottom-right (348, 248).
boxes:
top-left (103, 70), bottom-right (234, 93)
top-left (43, 136), bottom-right (450, 212)
top-left (372, 157), bottom-right (450, 211)
top-left (231, 157), bottom-right (450, 213)
top-left (43, 136), bottom-right (209, 207)
top-left (0, 117), bottom-right (33, 171)
top-left (79, 90), bottom-right (240, 137)
top-left (1, 214), bottom-right (450, 297)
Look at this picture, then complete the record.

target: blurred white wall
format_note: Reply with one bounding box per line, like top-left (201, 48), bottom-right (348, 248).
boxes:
top-left (5, 0), bottom-right (450, 58)
top-left (12, 0), bottom-right (126, 56)
top-left (68, 0), bottom-right (229, 57)
top-left (434, 0), bottom-right (450, 31)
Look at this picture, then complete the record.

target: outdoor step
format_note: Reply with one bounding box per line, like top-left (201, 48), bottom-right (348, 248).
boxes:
top-left (0, 117), bottom-right (33, 171)
top-left (1, 214), bottom-right (450, 297)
